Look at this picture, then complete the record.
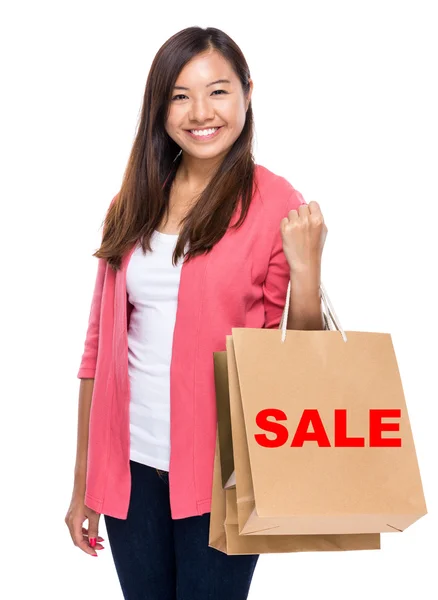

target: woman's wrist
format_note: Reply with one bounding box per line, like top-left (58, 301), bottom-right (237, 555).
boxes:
top-left (73, 467), bottom-right (86, 493)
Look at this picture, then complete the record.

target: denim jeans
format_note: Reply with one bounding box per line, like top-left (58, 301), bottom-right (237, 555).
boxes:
top-left (104, 460), bottom-right (260, 600)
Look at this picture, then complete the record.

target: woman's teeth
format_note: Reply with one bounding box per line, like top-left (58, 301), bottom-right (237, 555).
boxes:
top-left (190, 127), bottom-right (218, 136)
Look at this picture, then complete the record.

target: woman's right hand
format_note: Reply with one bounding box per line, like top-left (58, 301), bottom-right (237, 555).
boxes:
top-left (65, 491), bottom-right (104, 557)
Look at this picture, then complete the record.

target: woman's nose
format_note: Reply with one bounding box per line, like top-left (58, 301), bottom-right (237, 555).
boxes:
top-left (189, 98), bottom-right (215, 123)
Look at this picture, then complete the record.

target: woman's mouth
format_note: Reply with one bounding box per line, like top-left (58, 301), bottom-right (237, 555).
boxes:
top-left (184, 126), bottom-right (223, 141)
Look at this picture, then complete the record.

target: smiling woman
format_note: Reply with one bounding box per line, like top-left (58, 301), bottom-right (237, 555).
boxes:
top-left (159, 49), bottom-right (254, 240)
top-left (67, 25), bottom-right (305, 600)
top-left (166, 55), bottom-right (251, 159)
top-left (89, 28), bottom-right (256, 271)
top-left (67, 19), bottom-right (331, 600)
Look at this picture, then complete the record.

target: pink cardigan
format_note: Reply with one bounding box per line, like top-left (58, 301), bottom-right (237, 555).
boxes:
top-left (77, 163), bottom-right (306, 519)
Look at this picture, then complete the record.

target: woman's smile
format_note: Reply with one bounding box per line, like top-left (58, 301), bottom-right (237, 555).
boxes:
top-left (184, 126), bottom-right (224, 141)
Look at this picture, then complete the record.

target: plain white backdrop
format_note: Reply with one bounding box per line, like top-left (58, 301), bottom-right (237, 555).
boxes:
top-left (1, 1), bottom-right (437, 598)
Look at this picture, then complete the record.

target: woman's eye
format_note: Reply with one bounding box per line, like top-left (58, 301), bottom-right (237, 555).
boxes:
top-left (172, 90), bottom-right (228, 101)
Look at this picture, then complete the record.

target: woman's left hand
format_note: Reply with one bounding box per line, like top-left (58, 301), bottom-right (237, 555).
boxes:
top-left (280, 201), bottom-right (328, 275)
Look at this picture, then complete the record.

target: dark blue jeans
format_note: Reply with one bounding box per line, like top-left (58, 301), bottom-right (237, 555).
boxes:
top-left (104, 460), bottom-right (259, 600)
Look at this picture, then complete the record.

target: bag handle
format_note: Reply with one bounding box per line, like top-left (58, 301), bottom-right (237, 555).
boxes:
top-left (279, 280), bottom-right (348, 343)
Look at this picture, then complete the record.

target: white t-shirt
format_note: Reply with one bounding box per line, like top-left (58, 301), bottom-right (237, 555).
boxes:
top-left (126, 230), bottom-right (185, 471)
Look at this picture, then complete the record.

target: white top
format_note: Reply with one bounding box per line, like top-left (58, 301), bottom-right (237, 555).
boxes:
top-left (126, 230), bottom-right (185, 471)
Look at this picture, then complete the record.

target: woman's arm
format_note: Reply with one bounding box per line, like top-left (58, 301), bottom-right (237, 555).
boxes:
top-left (65, 377), bottom-right (103, 557)
top-left (77, 192), bottom-right (118, 378)
top-left (262, 185), bottom-right (308, 329)
top-left (66, 192), bottom-right (119, 555)
top-left (286, 268), bottom-right (325, 330)
top-left (73, 378), bottom-right (94, 491)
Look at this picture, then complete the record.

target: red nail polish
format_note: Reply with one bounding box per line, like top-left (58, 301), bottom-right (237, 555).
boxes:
top-left (89, 538), bottom-right (96, 548)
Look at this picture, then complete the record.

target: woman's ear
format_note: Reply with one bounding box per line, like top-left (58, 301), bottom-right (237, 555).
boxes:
top-left (246, 78), bottom-right (254, 111)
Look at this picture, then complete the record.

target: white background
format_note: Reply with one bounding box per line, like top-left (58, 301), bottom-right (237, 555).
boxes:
top-left (1, 1), bottom-right (437, 598)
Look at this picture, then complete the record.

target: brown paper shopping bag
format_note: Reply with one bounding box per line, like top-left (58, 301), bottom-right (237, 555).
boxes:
top-left (208, 424), bottom-right (381, 555)
top-left (211, 316), bottom-right (381, 555)
top-left (224, 281), bottom-right (427, 537)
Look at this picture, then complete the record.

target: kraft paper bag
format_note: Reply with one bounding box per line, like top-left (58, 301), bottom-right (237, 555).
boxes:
top-left (223, 281), bottom-right (427, 537)
top-left (209, 422), bottom-right (381, 555)
top-left (214, 351), bottom-right (236, 490)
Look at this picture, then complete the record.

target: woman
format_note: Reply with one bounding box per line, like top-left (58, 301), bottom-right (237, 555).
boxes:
top-left (65, 25), bottom-right (328, 600)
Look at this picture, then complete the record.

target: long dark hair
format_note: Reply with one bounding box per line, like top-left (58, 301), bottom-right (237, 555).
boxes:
top-left (94, 26), bottom-right (256, 271)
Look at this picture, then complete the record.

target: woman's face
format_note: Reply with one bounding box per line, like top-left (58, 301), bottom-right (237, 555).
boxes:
top-left (165, 50), bottom-right (253, 162)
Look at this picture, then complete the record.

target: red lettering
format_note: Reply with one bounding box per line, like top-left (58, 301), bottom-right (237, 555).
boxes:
top-left (334, 409), bottom-right (365, 447)
top-left (254, 408), bottom-right (289, 448)
top-left (370, 409), bottom-right (401, 447)
top-left (253, 408), bottom-right (403, 448)
top-left (290, 409), bottom-right (331, 447)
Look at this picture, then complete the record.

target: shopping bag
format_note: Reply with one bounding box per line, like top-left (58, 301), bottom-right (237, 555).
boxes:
top-left (210, 282), bottom-right (382, 555)
top-left (220, 280), bottom-right (427, 536)
top-left (209, 422), bottom-right (381, 554)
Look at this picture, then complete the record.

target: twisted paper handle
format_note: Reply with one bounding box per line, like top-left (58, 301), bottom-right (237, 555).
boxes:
top-left (279, 280), bottom-right (348, 343)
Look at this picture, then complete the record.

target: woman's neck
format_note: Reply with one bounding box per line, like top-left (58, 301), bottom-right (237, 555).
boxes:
top-left (175, 151), bottom-right (225, 190)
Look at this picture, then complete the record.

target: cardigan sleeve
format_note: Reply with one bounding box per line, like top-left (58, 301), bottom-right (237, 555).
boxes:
top-left (76, 193), bottom-right (118, 379)
top-left (262, 185), bottom-right (307, 329)
top-left (76, 256), bottom-right (107, 379)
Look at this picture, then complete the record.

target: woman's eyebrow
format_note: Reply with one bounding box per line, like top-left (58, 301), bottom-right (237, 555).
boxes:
top-left (173, 79), bottom-right (231, 91)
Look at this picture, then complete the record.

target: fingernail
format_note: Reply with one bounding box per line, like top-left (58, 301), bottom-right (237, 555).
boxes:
top-left (89, 538), bottom-right (96, 548)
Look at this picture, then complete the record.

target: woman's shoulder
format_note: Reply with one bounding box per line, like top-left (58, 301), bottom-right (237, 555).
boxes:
top-left (254, 163), bottom-right (307, 213)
